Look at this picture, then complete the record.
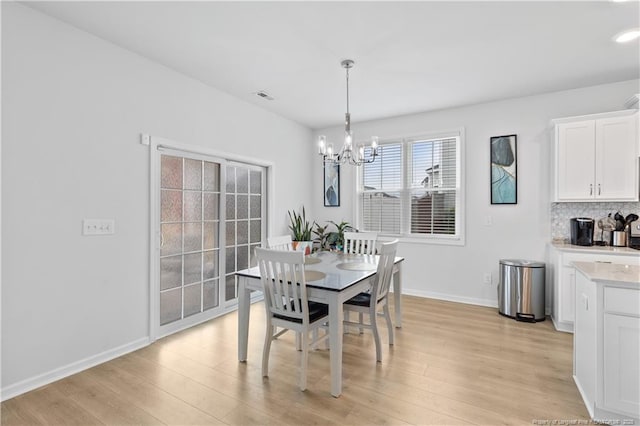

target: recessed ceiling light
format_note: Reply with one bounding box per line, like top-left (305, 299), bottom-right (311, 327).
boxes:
top-left (615, 29), bottom-right (640, 43)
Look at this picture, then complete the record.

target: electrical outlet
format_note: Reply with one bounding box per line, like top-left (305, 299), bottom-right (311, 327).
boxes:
top-left (483, 273), bottom-right (492, 285)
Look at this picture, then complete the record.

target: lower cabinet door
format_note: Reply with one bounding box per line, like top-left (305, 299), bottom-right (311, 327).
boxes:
top-left (603, 313), bottom-right (640, 417)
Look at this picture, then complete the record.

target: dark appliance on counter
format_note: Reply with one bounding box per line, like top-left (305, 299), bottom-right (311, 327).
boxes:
top-left (570, 217), bottom-right (594, 246)
top-left (630, 219), bottom-right (640, 250)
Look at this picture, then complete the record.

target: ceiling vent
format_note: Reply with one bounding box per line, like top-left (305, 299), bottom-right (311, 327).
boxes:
top-left (254, 91), bottom-right (274, 101)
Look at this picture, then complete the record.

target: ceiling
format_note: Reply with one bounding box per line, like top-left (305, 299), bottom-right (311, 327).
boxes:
top-left (25, 1), bottom-right (640, 129)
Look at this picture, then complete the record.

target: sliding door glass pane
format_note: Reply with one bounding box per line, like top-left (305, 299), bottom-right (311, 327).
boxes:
top-left (224, 164), bottom-right (264, 302)
top-left (160, 155), bottom-right (221, 326)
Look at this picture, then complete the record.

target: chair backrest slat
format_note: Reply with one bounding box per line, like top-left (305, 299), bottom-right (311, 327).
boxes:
top-left (372, 240), bottom-right (398, 302)
top-left (267, 235), bottom-right (293, 251)
top-left (343, 232), bottom-right (378, 255)
top-left (256, 248), bottom-right (308, 323)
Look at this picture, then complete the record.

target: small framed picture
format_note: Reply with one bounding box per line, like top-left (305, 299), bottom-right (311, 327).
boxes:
top-left (490, 134), bottom-right (517, 204)
top-left (323, 163), bottom-right (340, 207)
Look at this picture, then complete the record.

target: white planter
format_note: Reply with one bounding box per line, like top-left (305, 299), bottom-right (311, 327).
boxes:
top-left (292, 241), bottom-right (313, 255)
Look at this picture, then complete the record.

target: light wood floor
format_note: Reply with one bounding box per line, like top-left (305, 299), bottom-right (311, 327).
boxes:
top-left (2, 296), bottom-right (588, 425)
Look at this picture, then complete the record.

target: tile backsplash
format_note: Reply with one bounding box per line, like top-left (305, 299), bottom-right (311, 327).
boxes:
top-left (550, 202), bottom-right (640, 241)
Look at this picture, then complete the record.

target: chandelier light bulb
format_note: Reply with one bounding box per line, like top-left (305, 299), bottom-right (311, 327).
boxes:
top-left (345, 131), bottom-right (353, 150)
top-left (318, 135), bottom-right (327, 155)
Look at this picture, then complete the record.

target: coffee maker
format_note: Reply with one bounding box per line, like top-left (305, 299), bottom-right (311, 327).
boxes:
top-left (630, 219), bottom-right (640, 249)
top-left (570, 217), bottom-right (594, 246)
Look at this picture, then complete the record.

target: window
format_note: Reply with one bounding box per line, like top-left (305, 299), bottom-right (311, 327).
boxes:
top-left (358, 131), bottom-right (463, 243)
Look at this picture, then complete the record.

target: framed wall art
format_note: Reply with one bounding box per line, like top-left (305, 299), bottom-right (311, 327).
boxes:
top-left (323, 163), bottom-right (340, 207)
top-left (490, 134), bottom-right (517, 204)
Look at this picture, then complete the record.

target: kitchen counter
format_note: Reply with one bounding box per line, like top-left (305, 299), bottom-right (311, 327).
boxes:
top-left (552, 241), bottom-right (639, 257)
top-left (549, 244), bottom-right (640, 334)
top-left (573, 261), bottom-right (640, 286)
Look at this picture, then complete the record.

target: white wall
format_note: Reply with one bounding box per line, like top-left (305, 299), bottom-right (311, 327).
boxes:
top-left (1, 3), bottom-right (312, 397)
top-left (312, 79), bottom-right (639, 306)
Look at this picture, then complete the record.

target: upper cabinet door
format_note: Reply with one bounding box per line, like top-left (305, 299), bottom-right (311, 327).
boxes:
top-left (553, 111), bottom-right (639, 202)
top-left (595, 115), bottom-right (639, 201)
top-left (556, 120), bottom-right (596, 201)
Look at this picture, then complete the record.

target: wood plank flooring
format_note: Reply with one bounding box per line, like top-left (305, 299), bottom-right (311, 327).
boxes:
top-left (1, 296), bottom-right (589, 425)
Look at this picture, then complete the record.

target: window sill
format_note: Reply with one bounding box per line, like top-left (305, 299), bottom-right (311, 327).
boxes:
top-left (378, 234), bottom-right (465, 247)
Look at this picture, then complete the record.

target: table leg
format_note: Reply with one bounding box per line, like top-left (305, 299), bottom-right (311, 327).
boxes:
top-left (328, 293), bottom-right (344, 397)
top-left (393, 263), bottom-right (402, 328)
top-left (238, 276), bottom-right (251, 362)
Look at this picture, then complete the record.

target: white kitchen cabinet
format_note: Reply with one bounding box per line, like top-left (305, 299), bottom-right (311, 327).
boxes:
top-left (552, 110), bottom-right (638, 202)
top-left (550, 244), bottom-right (640, 333)
top-left (573, 263), bottom-right (640, 423)
top-left (603, 287), bottom-right (640, 417)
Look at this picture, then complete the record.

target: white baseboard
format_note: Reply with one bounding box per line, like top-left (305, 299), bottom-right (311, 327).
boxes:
top-left (551, 315), bottom-right (574, 333)
top-left (573, 375), bottom-right (595, 419)
top-left (402, 288), bottom-right (498, 309)
top-left (1, 337), bottom-right (150, 402)
top-left (398, 289), bottom-right (553, 318)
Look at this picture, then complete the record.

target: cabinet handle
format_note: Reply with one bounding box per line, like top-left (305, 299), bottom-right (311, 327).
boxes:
top-left (589, 184), bottom-right (593, 196)
top-left (598, 183), bottom-right (601, 195)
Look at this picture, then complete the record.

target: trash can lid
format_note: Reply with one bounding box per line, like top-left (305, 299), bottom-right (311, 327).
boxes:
top-left (499, 259), bottom-right (545, 268)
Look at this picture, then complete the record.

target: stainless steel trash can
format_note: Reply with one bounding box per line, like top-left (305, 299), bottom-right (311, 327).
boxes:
top-left (498, 259), bottom-right (545, 322)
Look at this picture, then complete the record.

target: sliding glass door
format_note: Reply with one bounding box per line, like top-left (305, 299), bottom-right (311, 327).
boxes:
top-left (156, 148), bottom-right (266, 335)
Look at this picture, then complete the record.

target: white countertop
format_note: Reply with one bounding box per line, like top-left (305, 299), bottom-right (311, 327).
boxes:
top-left (551, 241), bottom-right (639, 257)
top-left (573, 261), bottom-right (640, 285)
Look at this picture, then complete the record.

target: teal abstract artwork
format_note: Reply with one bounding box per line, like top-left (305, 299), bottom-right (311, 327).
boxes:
top-left (490, 135), bottom-right (517, 204)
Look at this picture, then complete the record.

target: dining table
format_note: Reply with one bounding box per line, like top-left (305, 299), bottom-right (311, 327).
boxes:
top-left (235, 250), bottom-right (404, 397)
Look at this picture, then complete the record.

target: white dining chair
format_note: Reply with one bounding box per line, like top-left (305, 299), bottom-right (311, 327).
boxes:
top-left (343, 231), bottom-right (378, 255)
top-left (343, 239), bottom-right (398, 362)
top-left (255, 248), bottom-right (330, 391)
top-left (267, 235), bottom-right (293, 251)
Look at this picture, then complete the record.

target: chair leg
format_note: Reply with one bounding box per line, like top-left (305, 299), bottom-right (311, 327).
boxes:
top-left (383, 302), bottom-right (394, 345)
top-left (358, 312), bottom-right (364, 334)
top-left (299, 330), bottom-right (309, 391)
top-left (262, 320), bottom-right (273, 377)
top-left (324, 328), bottom-right (330, 350)
top-left (295, 332), bottom-right (302, 351)
top-left (370, 308), bottom-right (382, 362)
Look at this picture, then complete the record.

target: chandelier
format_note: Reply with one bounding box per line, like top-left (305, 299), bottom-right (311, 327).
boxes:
top-left (318, 59), bottom-right (379, 166)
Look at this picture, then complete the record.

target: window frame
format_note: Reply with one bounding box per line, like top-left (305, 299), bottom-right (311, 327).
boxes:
top-left (355, 128), bottom-right (465, 246)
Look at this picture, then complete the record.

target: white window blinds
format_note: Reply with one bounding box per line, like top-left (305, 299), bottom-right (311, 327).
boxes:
top-left (359, 134), bottom-right (461, 239)
top-left (361, 143), bottom-right (402, 234)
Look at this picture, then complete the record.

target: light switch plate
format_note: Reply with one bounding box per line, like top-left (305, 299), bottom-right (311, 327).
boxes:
top-left (83, 219), bottom-right (115, 235)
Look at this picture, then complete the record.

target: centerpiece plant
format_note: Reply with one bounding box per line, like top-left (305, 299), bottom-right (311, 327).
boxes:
top-left (288, 207), bottom-right (315, 254)
top-left (327, 220), bottom-right (355, 251)
top-left (313, 220), bottom-right (355, 251)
